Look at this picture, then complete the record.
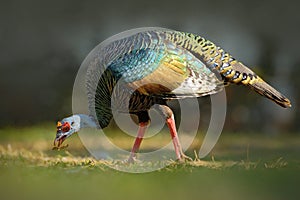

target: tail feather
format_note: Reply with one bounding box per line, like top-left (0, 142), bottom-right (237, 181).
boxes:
top-left (223, 61), bottom-right (291, 108)
top-left (248, 76), bottom-right (291, 108)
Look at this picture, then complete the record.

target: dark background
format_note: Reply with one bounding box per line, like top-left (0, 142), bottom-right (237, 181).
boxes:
top-left (1, 0), bottom-right (299, 133)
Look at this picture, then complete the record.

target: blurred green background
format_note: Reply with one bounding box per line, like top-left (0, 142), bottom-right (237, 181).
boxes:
top-left (0, 0), bottom-right (300, 200)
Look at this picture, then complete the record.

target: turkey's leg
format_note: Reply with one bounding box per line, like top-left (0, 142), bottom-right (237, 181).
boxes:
top-left (127, 111), bottom-right (150, 163)
top-left (155, 105), bottom-right (192, 161)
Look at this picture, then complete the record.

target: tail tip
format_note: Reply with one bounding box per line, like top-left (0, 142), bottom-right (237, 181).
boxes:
top-left (282, 99), bottom-right (292, 108)
top-left (276, 96), bottom-right (292, 108)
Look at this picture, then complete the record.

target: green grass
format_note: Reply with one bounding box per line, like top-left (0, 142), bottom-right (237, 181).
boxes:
top-left (0, 124), bottom-right (300, 200)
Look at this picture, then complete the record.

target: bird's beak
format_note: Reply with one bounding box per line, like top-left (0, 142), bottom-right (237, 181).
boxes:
top-left (53, 121), bottom-right (70, 149)
top-left (53, 135), bottom-right (67, 148)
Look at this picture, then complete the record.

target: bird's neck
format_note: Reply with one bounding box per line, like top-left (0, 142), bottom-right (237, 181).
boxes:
top-left (76, 114), bottom-right (98, 129)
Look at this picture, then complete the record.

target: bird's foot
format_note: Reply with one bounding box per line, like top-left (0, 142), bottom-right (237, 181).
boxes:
top-left (125, 153), bottom-right (139, 164)
top-left (177, 153), bottom-right (193, 163)
top-left (126, 156), bottom-right (136, 164)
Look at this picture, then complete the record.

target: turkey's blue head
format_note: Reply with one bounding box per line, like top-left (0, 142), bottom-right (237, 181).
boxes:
top-left (53, 115), bottom-right (81, 148)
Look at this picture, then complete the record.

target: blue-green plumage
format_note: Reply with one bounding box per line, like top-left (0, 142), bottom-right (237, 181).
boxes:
top-left (85, 27), bottom-right (291, 129)
top-left (107, 48), bottom-right (165, 83)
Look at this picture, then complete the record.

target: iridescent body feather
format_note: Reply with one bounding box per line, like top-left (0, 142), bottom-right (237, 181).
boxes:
top-left (86, 28), bottom-right (291, 128)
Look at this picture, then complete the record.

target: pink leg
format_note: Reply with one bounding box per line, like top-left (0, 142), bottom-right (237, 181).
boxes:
top-left (128, 122), bottom-right (149, 162)
top-left (166, 115), bottom-right (183, 160)
top-left (154, 105), bottom-right (191, 161)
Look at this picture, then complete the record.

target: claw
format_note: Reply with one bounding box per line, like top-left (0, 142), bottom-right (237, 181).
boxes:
top-left (177, 153), bottom-right (193, 162)
top-left (127, 156), bottom-right (137, 164)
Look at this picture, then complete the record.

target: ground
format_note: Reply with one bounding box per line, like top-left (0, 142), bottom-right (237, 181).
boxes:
top-left (0, 124), bottom-right (300, 200)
